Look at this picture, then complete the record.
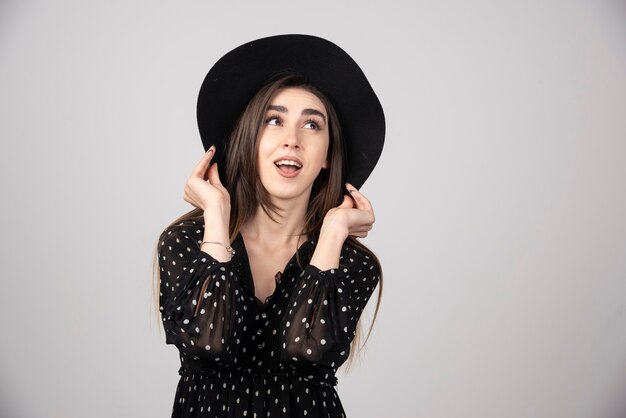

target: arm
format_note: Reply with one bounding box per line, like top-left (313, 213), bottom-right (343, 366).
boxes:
top-left (280, 185), bottom-right (380, 367)
top-left (280, 238), bottom-right (381, 367)
top-left (159, 148), bottom-right (244, 362)
top-left (158, 220), bottom-right (245, 363)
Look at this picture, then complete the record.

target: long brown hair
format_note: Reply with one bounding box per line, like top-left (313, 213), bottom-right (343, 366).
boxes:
top-left (151, 74), bottom-right (383, 369)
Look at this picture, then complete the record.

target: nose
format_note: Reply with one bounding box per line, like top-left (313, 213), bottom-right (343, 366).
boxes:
top-left (281, 126), bottom-right (300, 149)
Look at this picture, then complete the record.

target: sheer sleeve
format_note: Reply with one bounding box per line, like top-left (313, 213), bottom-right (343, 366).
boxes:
top-left (158, 222), bottom-right (245, 363)
top-left (280, 241), bottom-right (381, 368)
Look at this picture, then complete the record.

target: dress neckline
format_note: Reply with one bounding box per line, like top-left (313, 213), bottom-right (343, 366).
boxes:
top-left (232, 232), bottom-right (313, 309)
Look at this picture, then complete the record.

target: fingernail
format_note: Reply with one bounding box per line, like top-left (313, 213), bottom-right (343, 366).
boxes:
top-left (207, 145), bottom-right (215, 153)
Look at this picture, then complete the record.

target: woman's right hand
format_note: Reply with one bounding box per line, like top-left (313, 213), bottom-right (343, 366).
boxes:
top-left (183, 146), bottom-right (231, 217)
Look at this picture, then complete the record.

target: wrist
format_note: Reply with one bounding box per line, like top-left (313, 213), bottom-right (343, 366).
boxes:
top-left (320, 219), bottom-right (349, 242)
top-left (203, 203), bottom-right (230, 220)
top-left (200, 240), bottom-right (234, 262)
top-left (201, 213), bottom-right (231, 262)
top-left (203, 213), bottom-right (230, 241)
top-left (310, 225), bottom-right (347, 271)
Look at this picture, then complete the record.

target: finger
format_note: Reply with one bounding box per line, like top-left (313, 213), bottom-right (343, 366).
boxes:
top-left (191, 146), bottom-right (215, 178)
top-left (337, 194), bottom-right (354, 209)
top-left (207, 162), bottom-right (223, 186)
top-left (345, 209), bottom-right (375, 230)
top-left (349, 230), bottom-right (368, 238)
top-left (345, 182), bottom-right (371, 209)
top-left (351, 223), bottom-right (373, 232)
top-left (346, 182), bottom-right (374, 216)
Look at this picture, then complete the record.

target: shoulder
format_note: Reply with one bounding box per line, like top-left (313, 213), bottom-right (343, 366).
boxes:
top-left (158, 219), bottom-right (205, 250)
top-left (339, 238), bottom-right (382, 276)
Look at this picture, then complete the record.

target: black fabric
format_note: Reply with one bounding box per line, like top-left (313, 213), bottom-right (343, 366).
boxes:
top-left (196, 34), bottom-right (385, 190)
top-left (158, 219), bottom-right (381, 417)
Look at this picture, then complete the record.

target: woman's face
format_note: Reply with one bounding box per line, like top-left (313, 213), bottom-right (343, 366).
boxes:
top-left (256, 87), bottom-right (330, 202)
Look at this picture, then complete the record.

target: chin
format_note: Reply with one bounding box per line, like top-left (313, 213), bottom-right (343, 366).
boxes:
top-left (267, 186), bottom-right (309, 201)
top-left (258, 168), bottom-right (322, 202)
top-left (262, 180), bottom-right (313, 201)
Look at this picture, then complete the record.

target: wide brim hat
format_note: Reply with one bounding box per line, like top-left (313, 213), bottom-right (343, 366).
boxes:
top-left (197, 34), bottom-right (385, 190)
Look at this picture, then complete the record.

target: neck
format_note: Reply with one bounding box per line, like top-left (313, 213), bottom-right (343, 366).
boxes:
top-left (240, 194), bottom-right (310, 247)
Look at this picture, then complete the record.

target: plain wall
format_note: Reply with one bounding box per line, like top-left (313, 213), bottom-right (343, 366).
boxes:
top-left (1, 1), bottom-right (625, 417)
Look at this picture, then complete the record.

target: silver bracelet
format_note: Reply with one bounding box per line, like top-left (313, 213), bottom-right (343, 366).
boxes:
top-left (201, 241), bottom-right (236, 256)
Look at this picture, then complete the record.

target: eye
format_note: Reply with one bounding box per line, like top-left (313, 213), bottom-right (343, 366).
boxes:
top-left (265, 115), bottom-right (282, 126)
top-left (303, 120), bottom-right (320, 130)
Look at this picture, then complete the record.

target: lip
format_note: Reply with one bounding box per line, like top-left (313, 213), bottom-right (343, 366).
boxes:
top-left (273, 155), bottom-right (303, 167)
top-left (273, 155), bottom-right (303, 178)
top-left (274, 164), bottom-right (301, 178)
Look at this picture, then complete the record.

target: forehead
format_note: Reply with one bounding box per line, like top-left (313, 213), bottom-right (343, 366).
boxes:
top-left (269, 87), bottom-right (327, 114)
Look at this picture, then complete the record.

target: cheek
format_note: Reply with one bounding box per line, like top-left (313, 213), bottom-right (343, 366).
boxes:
top-left (256, 134), bottom-right (274, 162)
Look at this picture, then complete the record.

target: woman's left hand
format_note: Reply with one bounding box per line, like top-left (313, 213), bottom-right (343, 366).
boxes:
top-left (322, 182), bottom-right (375, 239)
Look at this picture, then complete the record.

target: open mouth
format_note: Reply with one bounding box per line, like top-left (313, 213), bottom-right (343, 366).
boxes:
top-left (274, 159), bottom-right (303, 177)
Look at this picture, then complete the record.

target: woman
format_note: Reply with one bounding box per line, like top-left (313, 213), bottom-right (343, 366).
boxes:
top-left (153, 34), bottom-right (385, 418)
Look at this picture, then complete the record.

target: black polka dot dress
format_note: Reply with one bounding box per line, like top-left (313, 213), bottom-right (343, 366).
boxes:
top-left (158, 220), bottom-right (381, 418)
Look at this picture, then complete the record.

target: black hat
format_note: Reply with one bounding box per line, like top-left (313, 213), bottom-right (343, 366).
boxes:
top-left (197, 34), bottom-right (385, 189)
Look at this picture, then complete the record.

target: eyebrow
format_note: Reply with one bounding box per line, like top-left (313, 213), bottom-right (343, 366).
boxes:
top-left (267, 105), bottom-right (327, 125)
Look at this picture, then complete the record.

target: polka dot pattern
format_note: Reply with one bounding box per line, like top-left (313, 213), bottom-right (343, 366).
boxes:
top-left (158, 220), bottom-right (380, 417)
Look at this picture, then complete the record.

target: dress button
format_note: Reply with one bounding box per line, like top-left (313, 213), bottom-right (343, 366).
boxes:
top-left (257, 329), bottom-right (262, 335)
top-left (261, 313), bottom-right (267, 318)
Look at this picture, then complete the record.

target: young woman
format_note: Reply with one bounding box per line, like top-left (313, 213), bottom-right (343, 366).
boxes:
top-left (153, 35), bottom-right (385, 418)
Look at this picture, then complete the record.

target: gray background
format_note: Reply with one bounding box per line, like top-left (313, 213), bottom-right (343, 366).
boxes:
top-left (1, 1), bottom-right (625, 417)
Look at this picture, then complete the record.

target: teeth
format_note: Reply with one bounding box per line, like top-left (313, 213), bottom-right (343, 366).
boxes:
top-left (274, 159), bottom-right (302, 168)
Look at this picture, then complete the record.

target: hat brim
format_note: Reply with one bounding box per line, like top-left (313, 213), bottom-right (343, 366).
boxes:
top-left (197, 34), bottom-right (385, 189)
